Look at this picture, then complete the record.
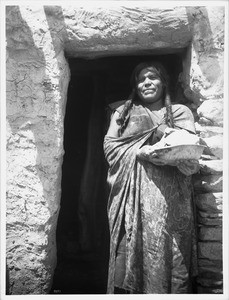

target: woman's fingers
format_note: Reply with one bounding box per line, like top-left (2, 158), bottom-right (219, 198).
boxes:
top-left (177, 164), bottom-right (190, 176)
top-left (179, 159), bottom-right (198, 165)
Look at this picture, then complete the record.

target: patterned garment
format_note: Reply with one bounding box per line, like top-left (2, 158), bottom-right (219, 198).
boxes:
top-left (104, 102), bottom-right (198, 294)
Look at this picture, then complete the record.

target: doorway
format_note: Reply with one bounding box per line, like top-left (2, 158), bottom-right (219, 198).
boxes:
top-left (51, 52), bottom-right (185, 294)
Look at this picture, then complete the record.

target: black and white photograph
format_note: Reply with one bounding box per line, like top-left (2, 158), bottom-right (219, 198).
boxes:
top-left (0, 1), bottom-right (228, 299)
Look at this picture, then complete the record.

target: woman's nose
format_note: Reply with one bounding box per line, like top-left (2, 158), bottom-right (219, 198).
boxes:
top-left (144, 77), bottom-right (152, 86)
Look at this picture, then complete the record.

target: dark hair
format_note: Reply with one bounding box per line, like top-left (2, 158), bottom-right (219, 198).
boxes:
top-left (116, 61), bottom-right (174, 129)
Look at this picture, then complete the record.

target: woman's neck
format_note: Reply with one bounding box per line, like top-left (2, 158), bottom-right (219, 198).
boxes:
top-left (143, 99), bottom-right (163, 111)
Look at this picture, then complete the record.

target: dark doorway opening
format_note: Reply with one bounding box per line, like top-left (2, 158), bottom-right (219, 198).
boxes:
top-left (50, 52), bottom-right (186, 294)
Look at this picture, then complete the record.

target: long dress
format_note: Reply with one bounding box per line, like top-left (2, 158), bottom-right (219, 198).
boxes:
top-left (103, 101), bottom-right (198, 294)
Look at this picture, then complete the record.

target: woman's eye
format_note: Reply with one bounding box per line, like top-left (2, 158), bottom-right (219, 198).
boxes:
top-left (148, 75), bottom-right (157, 80)
top-left (137, 75), bottom-right (158, 84)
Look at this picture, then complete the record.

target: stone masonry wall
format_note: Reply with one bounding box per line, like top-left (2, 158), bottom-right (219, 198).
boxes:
top-left (182, 7), bottom-right (224, 294)
top-left (5, 4), bottom-right (225, 294)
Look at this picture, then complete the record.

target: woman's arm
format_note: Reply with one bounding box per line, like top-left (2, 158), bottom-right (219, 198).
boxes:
top-left (106, 110), bottom-right (122, 138)
top-left (137, 128), bottom-right (200, 175)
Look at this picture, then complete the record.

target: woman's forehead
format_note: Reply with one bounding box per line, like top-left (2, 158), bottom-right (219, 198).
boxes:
top-left (138, 67), bottom-right (160, 78)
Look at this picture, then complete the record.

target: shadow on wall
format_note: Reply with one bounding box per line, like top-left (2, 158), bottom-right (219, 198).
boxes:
top-left (6, 6), bottom-right (69, 294)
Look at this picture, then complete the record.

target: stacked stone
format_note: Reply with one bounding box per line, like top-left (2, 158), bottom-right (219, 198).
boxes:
top-left (193, 99), bottom-right (224, 293)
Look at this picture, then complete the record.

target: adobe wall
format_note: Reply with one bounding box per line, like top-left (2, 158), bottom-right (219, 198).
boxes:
top-left (5, 4), bottom-right (225, 294)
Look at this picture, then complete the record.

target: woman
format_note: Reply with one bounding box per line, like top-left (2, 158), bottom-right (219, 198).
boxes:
top-left (103, 61), bottom-right (199, 294)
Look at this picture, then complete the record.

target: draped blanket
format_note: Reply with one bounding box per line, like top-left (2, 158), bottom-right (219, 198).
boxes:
top-left (104, 104), bottom-right (198, 294)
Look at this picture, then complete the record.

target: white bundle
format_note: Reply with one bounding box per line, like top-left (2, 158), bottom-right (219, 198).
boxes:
top-left (137, 128), bottom-right (203, 162)
top-left (160, 128), bottom-right (200, 147)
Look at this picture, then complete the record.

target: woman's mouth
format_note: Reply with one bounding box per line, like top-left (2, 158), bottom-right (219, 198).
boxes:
top-left (143, 89), bottom-right (156, 94)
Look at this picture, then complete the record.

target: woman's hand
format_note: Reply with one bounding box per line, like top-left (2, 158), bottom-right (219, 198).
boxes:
top-left (136, 144), bottom-right (162, 162)
top-left (136, 144), bottom-right (177, 166)
top-left (150, 157), bottom-right (201, 175)
top-left (137, 145), bottom-right (200, 175)
top-left (176, 159), bottom-right (200, 176)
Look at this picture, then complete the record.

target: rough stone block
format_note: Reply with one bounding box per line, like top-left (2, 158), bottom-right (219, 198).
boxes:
top-left (198, 259), bottom-right (222, 272)
top-left (198, 242), bottom-right (222, 260)
top-left (198, 226), bottom-right (222, 242)
top-left (200, 135), bottom-right (223, 159)
top-left (197, 278), bottom-right (223, 288)
top-left (195, 123), bottom-right (223, 138)
top-left (199, 159), bottom-right (223, 175)
top-left (197, 285), bottom-right (223, 294)
top-left (195, 192), bottom-right (222, 213)
top-left (193, 174), bottom-right (223, 193)
top-left (198, 265), bottom-right (223, 278)
top-left (197, 211), bottom-right (222, 226)
top-left (183, 7), bottom-right (225, 100)
top-left (197, 99), bottom-right (223, 127)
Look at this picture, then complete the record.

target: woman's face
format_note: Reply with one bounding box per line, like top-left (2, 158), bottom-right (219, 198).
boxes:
top-left (136, 68), bottom-right (164, 105)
